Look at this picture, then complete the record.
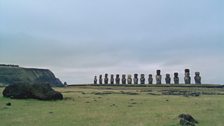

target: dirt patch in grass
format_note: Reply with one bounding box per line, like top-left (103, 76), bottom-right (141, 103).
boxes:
top-left (161, 90), bottom-right (201, 97)
top-left (93, 91), bottom-right (115, 95)
top-left (120, 91), bottom-right (139, 95)
top-left (201, 92), bottom-right (224, 95)
top-left (61, 91), bottom-right (85, 94)
top-left (147, 92), bottom-right (161, 95)
top-left (92, 91), bottom-right (139, 95)
top-left (64, 97), bottom-right (75, 101)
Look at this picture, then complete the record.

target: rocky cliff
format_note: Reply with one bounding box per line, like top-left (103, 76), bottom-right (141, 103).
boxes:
top-left (0, 65), bottom-right (64, 87)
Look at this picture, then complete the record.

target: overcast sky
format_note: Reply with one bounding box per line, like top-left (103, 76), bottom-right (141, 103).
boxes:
top-left (0, 0), bottom-right (223, 84)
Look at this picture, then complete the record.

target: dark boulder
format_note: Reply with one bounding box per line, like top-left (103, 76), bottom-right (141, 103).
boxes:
top-left (178, 114), bottom-right (198, 126)
top-left (3, 83), bottom-right (32, 99)
top-left (3, 83), bottom-right (63, 100)
top-left (6, 102), bottom-right (11, 106)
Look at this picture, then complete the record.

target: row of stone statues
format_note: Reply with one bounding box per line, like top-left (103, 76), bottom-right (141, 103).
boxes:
top-left (94, 69), bottom-right (201, 85)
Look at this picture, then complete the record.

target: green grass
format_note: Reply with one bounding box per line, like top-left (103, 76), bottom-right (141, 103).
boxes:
top-left (1, 86), bottom-right (224, 126)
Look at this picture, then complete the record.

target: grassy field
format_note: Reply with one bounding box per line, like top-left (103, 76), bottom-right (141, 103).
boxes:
top-left (1, 85), bottom-right (224, 126)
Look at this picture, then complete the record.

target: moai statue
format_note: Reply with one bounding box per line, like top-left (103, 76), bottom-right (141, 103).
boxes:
top-left (156, 70), bottom-right (162, 84)
top-left (122, 74), bottom-right (126, 84)
top-left (184, 69), bottom-right (191, 84)
top-left (148, 74), bottom-right (153, 84)
top-left (110, 74), bottom-right (114, 84)
top-left (133, 74), bottom-right (138, 84)
top-left (127, 74), bottom-right (132, 84)
top-left (104, 73), bottom-right (109, 84)
top-left (94, 76), bottom-right (97, 85)
top-left (140, 74), bottom-right (145, 84)
top-left (174, 72), bottom-right (179, 84)
top-left (165, 74), bottom-right (171, 84)
top-left (194, 72), bottom-right (201, 84)
top-left (99, 75), bottom-right (103, 85)
top-left (64, 82), bottom-right (68, 87)
top-left (115, 74), bottom-right (120, 85)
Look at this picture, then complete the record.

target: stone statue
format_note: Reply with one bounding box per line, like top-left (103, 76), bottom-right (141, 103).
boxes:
top-left (104, 73), bottom-right (109, 84)
top-left (115, 74), bottom-right (120, 85)
top-left (174, 72), bottom-right (179, 84)
top-left (122, 74), bottom-right (126, 84)
top-left (94, 76), bottom-right (97, 85)
top-left (64, 82), bottom-right (68, 87)
top-left (127, 74), bottom-right (132, 84)
top-left (148, 74), bottom-right (153, 84)
top-left (156, 70), bottom-right (162, 84)
top-left (184, 69), bottom-right (191, 84)
top-left (110, 74), bottom-right (114, 84)
top-left (99, 75), bottom-right (103, 85)
top-left (194, 72), bottom-right (201, 84)
top-left (140, 74), bottom-right (145, 84)
top-left (133, 74), bottom-right (138, 84)
top-left (165, 74), bottom-right (171, 84)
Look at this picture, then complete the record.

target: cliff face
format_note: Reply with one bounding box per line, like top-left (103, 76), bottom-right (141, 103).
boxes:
top-left (0, 65), bottom-right (64, 87)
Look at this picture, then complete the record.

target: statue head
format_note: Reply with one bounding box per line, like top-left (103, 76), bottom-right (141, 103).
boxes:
top-left (185, 69), bottom-right (190, 73)
top-left (185, 69), bottom-right (190, 76)
top-left (174, 72), bottom-right (178, 77)
top-left (166, 74), bottom-right (170, 78)
top-left (156, 70), bottom-right (161, 75)
top-left (195, 72), bottom-right (200, 76)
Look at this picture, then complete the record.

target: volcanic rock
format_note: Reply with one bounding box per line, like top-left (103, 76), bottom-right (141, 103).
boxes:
top-left (3, 83), bottom-right (63, 100)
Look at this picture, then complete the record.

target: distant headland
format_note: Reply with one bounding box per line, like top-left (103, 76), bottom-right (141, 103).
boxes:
top-left (0, 64), bottom-right (63, 87)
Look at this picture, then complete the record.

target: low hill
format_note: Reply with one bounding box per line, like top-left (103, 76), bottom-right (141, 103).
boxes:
top-left (0, 65), bottom-right (63, 87)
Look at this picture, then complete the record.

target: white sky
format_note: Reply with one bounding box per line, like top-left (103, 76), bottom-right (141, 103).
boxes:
top-left (0, 0), bottom-right (224, 84)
